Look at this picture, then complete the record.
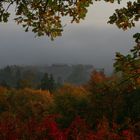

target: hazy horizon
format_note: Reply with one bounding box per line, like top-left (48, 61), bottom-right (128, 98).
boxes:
top-left (0, 1), bottom-right (139, 74)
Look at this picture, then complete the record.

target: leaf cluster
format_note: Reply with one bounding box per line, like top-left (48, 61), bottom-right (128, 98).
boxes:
top-left (0, 0), bottom-right (139, 39)
top-left (108, 0), bottom-right (140, 30)
top-left (0, 0), bottom-right (93, 39)
top-left (114, 33), bottom-right (140, 86)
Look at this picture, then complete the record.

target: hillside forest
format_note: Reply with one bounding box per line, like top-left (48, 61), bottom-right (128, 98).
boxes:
top-left (0, 63), bottom-right (139, 139)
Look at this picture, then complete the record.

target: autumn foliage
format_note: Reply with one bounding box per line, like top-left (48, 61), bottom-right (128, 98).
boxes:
top-left (0, 70), bottom-right (140, 139)
top-left (0, 114), bottom-right (138, 140)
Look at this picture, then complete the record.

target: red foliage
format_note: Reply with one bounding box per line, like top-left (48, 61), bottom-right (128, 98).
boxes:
top-left (0, 114), bottom-right (138, 140)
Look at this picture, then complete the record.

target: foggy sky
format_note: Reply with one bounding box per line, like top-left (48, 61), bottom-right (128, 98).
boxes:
top-left (0, 1), bottom-right (139, 74)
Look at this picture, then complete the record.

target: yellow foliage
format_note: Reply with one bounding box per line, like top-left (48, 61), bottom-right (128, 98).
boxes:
top-left (56, 84), bottom-right (89, 100)
top-left (22, 88), bottom-right (53, 104)
top-left (0, 88), bottom-right (55, 120)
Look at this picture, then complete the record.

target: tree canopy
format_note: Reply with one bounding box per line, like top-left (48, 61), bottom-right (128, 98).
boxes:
top-left (0, 0), bottom-right (139, 39)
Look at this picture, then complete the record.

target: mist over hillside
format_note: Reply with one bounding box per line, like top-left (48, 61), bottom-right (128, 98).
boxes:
top-left (0, 64), bottom-right (105, 87)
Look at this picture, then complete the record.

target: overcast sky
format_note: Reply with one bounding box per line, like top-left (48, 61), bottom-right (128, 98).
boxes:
top-left (0, 1), bottom-right (139, 74)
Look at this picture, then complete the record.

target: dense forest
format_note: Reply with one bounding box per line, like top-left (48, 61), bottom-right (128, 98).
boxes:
top-left (0, 68), bottom-right (140, 139)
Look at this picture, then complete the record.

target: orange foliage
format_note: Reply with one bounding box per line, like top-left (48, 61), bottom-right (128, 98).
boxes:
top-left (89, 70), bottom-right (106, 84)
top-left (0, 86), bottom-right (8, 93)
